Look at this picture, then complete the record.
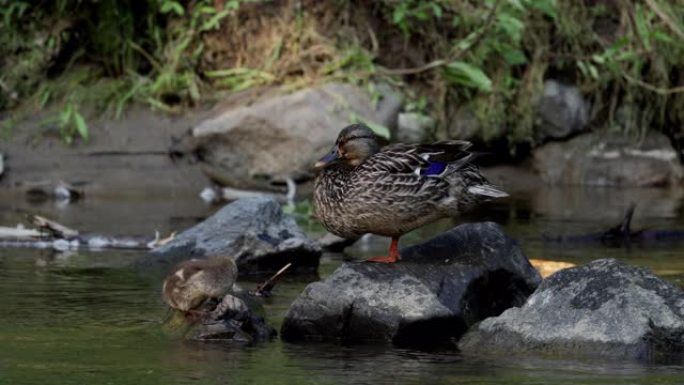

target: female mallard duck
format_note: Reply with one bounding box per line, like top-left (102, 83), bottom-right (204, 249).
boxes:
top-left (162, 255), bottom-right (238, 314)
top-left (313, 123), bottom-right (508, 263)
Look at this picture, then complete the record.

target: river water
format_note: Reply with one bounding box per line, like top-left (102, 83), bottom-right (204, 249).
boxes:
top-left (1, 185), bottom-right (683, 384)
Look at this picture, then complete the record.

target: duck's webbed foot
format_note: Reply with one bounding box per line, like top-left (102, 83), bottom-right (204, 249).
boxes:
top-left (365, 237), bottom-right (400, 263)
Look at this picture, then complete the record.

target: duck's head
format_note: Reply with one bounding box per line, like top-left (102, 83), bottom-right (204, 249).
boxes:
top-left (315, 124), bottom-right (380, 169)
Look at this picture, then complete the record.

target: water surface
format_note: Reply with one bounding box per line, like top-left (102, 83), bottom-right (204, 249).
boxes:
top-left (1, 185), bottom-right (683, 384)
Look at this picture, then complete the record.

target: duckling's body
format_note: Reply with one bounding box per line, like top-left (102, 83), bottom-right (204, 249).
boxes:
top-left (313, 124), bottom-right (507, 262)
top-left (162, 256), bottom-right (238, 313)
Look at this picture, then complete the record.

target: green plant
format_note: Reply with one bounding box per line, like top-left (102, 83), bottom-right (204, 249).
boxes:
top-left (57, 101), bottom-right (88, 144)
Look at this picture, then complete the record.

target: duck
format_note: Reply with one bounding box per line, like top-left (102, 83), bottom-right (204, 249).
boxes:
top-left (313, 123), bottom-right (508, 263)
top-left (162, 255), bottom-right (238, 314)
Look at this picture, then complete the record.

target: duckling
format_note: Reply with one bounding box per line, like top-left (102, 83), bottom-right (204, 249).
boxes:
top-left (313, 123), bottom-right (508, 263)
top-left (162, 255), bottom-right (238, 314)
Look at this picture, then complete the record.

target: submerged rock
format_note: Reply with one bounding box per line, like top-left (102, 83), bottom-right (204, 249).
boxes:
top-left (533, 131), bottom-right (683, 186)
top-left (172, 82), bottom-right (401, 188)
top-left (147, 197), bottom-right (321, 274)
top-left (458, 259), bottom-right (684, 361)
top-left (281, 222), bottom-right (541, 345)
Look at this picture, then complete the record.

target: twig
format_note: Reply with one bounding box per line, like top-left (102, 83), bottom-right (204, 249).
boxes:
top-left (621, 73), bottom-right (684, 95)
top-left (377, 0), bottom-right (501, 76)
top-left (644, 0), bottom-right (684, 42)
top-left (253, 263), bottom-right (292, 297)
top-left (28, 215), bottom-right (79, 238)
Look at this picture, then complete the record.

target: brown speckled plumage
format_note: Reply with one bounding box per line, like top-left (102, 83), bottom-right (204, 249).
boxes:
top-left (162, 256), bottom-right (238, 312)
top-left (313, 124), bottom-right (507, 241)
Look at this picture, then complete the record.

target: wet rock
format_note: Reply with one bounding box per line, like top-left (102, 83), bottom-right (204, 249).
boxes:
top-left (535, 80), bottom-right (589, 141)
top-left (533, 131), bottom-right (684, 186)
top-left (184, 293), bottom-right (277, 343)
top-left (281, 222), bottom-right (541, 345)
top-left (458, 259), bottom-right (684, 361)
top-left (147, 197), bottom-right (321, 274)
top-left (396, 112), bottom-right (434, 143)
top-left (175, 83), bottom-right (402, 188)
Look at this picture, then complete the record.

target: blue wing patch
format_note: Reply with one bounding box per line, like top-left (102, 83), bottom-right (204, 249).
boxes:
top-left (420, 161), bottom-right (447, 176)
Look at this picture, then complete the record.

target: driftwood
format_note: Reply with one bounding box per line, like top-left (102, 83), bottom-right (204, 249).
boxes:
top-left (0, 215), bottom-right (174, 250)
top-left (200, 178), bottom-right (297, 205)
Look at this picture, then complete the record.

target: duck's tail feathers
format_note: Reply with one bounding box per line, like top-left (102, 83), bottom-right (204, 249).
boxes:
top-left (467, 184), bottom-right (509, 198)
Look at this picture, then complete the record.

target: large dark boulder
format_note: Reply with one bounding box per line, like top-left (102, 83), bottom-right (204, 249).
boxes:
top-left (533, 131), bottom-right (683, 187)
top-left (281, 222), bottom-right (541, 345)
top-left (458, 259), bottom-right (684, 361)
top-left (146, 197), bottom-right (321, 274)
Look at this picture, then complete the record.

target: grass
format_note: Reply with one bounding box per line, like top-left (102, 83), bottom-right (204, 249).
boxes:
top-left (0, 0), bottom-right (683, 149)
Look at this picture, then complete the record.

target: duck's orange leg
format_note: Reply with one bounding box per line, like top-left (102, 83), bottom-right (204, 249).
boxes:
top-left (366, 237), bottom-right (400, 263)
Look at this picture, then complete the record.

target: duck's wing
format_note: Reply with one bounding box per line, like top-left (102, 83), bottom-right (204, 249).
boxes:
top-left (371, 140), bottom-right (474, 177)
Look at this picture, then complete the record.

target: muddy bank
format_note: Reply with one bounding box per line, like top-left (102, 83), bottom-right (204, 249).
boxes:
top-left (0, 106), bottom-right (212, 194)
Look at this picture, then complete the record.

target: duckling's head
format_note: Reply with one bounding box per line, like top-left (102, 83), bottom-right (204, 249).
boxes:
top-left (315, 124), bottom-right (380, 169)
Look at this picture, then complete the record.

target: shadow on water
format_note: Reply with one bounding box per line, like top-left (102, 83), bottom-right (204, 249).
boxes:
top-left (1, 185), bottom-right (683, 384)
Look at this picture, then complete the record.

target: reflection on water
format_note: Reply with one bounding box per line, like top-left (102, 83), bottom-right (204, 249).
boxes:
top-left (1, 185), bottom-right (684, 384)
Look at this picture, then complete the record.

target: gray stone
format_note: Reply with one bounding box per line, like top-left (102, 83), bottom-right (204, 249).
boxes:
top-left (281, 222), bottom-right (541, 345)
top-left (177, 82), bottom-right (402, 188)
top-left (533, 131), bottom-right (684, 186)
top-left (147, 197), bottom-right (321, 274)
top-left (447, 105), bottom-right (481, 141)
top-left (396, 112), bottom-right (434, 143)
top-left (536, 80), bottom-right (589, 141)
top-left (459, 259), bottom-right (684, 361)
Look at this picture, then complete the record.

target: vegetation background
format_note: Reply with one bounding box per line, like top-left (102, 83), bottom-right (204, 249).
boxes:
top-left (1, 0), bottom-right (683, 154)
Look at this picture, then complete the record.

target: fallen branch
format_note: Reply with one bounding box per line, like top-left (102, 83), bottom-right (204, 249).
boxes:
top-left (29, 214), bottom-right (79, 238)
top-left (200, 177), bottom-right (297, 205)
top-left (0, 215), bottom-right (174, 251)
top-left (0, 226), bottom-right (46, 239)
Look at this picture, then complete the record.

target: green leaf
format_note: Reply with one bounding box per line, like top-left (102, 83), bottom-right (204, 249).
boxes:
top-left (501, 46), bottom-right (528, 65)
top-left (430, 3), bottom-right (443, 18)
top-left (200, 9), bottom-right (230, 31)
top-left (160, 1), bottom-right (184, 16)
top-left (74, 112), bottom-right (88, 140)
top-left (443, 61), bottom-right (492, 92)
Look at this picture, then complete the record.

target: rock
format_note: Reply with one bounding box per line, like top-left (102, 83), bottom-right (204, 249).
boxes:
top-left (533, 131), bottom-right (684, 187)
top-left (169, 292), bottom-right (277, 343)
top-left (280, 222), bottom-right (541, 345)
top-left (316, 232), bottom-right (359, 253)
top-left (176, 82), bottom-right (402, 188)
top-left (396, 112), bottom-right (434, 143)
top-left (147, 197), bottom-right (321, 274)
top-left (446, 105), bottom-right (481, 141)
top-left (458, 259), bottom-right (684, 361)
top-left (535, 80), bottom-right (589, 141)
